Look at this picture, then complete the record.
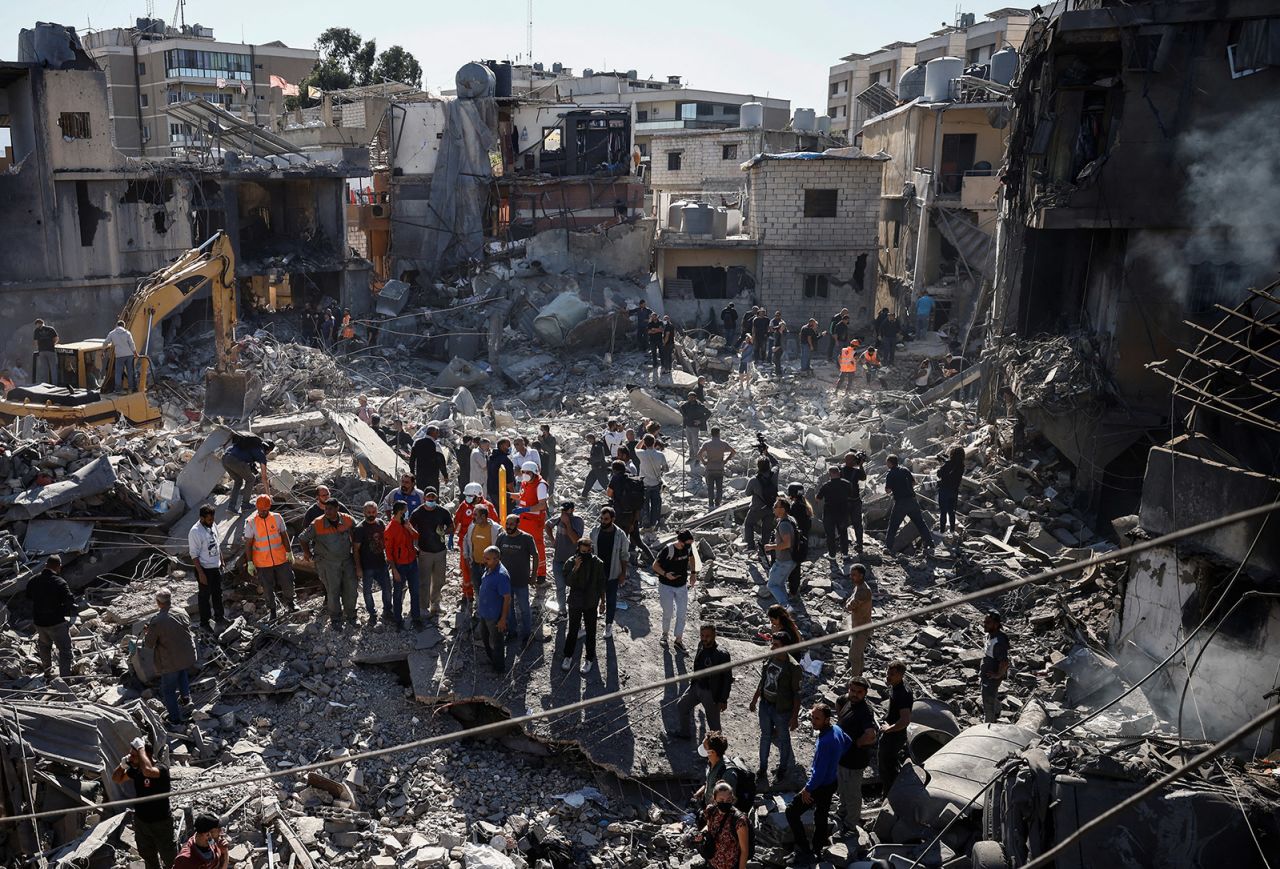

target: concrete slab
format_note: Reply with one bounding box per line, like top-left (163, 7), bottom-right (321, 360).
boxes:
top-left (7, 456), bottom-right (117, 521)
top-left (176, 428), bottom-right (232, 506)
top-left (324, 410), bottom-right (409, 487)
top-left (251, 411), bottom-right (326, 434)
top-left (23, 519), bottom-right (95, 556)
top-left (627, 389), bottom-right (683, 428)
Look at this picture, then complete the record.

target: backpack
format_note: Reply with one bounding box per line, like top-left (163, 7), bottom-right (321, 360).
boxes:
top-left (615, 474), bottom-right (646, 512)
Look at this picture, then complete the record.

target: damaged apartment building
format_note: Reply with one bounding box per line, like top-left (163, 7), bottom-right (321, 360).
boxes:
top-left (985, 0), bottom-right (1280, 764)
top-left (0, 23), bottom-right (370, 378)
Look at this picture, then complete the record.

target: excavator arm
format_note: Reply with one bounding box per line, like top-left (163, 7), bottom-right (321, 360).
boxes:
top-left (118, 231), bottom-right (259, 419)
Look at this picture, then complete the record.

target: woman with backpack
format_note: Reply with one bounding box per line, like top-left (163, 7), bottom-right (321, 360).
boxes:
top-left (699, 781), bottom-right (749, 869)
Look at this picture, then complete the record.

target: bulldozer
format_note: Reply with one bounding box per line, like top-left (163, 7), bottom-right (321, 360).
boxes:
top-left (0, 231), bottom-right (260, 428)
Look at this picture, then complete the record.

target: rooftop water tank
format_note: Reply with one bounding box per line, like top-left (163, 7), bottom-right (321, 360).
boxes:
top-left (493, 60), bottom-right (513, 98)
top-left (455, 62), bottom-right (496, 99)
top-left (793, 107), bottom-right (817, 132)
top-left (627, 69), bottom-right (638, 80)
top-left (898, 63), bottom-right (927, 102)
top-left (817, 115), bottom-right (832, 134)
top-left (681, 202), bottom-right (714, 236)
top-left (667, 199), bottom-right (690, 231)
top-left (583, 67), bottom-right (594, 77)
top-left (740, 101), bottom-right (764, 129)
top-left (990, 46), bottom-right (1019, 85)
top-left (924, 56), bottom-right (963, 102)
top-left (551, 61), bottom-right (562, 73)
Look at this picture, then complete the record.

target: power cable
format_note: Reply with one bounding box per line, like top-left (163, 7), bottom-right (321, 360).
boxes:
top-left (1022, 701), bottom-right (1280, 869)
top-left (1, 499), bottom-right (1277, 826)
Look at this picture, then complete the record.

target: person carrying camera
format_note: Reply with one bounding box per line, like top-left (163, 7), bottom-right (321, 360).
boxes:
top-left (839, 451), bottom-right (868, 552)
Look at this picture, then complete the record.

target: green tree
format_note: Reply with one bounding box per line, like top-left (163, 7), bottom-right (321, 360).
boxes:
top-left (293, 29), bottom-right (422, 108)
top-left (372, 45), bottom-right (423, 89)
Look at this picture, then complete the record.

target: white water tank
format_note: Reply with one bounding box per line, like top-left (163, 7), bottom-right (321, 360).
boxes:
top-left (990, 46), bottom-right (1019, 85)
top-left (817, 115), bottom-right (832, 134)
top-left (740, 101), bottom-right (764, 129)
top-left (898, 63), bottom-right (927, 102)
top-left (793, 108), bottom-right (816, 131)
top-left (924, 56), bottom-right (963, 102)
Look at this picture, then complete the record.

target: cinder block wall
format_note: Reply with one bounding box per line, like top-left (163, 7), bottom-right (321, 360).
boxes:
top-left (748, 158), bottom-right (881, 331)
top-left (649, 130), bottom-right (753, 192)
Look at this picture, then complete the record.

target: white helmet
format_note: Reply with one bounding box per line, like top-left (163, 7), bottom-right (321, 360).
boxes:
top-left (463, 482), bottom-right (483, 498)
top-left (521, 461), bottom-right (539, 474)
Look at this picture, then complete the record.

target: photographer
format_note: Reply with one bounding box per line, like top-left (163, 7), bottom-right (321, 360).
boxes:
top-left (816, 466), bottom-right (855, 560)
top-left (742, 440), bottom-right (780, 555)
top-left (839, 451), bottom-right (868, 552)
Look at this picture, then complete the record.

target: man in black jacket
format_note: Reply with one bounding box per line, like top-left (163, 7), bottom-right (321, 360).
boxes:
top-left (674, 623), bottom-right (732, 737)
top-left (581, 433), bottom-right (611, 500)
top-left (840, 451), bottom-right (869, 553)
top-left (679, 392), bottom-right (711, 459)
top-left (26, 554), bottom-right (75, 678)
top-left (410, 424), bottom-right (449, 496)
top-left (816, 465), bottom-right (855, 560)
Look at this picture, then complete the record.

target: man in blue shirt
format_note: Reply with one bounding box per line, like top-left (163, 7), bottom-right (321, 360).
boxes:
top-left (883, 455), bottom-right (934, 556)
top-left (380, 473), bottom-right (424, 516)
top-left (476, 546), bottom-right (511, 672)
top-left (785, 703), bottom-right (850, 862)
top-left (221, 435), bottom-right (273, 513)
top-left (915, 290), bottom-right (936, 338)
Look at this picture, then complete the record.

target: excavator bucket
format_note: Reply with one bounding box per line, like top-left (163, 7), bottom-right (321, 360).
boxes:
top-left (203, 369), bottom-right (262, 421)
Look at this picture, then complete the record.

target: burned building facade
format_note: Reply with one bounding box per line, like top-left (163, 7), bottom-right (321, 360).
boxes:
top-left (0, 25), bottom-right (370, 379)
top-left (990, 0), bottom-right (1280, 500)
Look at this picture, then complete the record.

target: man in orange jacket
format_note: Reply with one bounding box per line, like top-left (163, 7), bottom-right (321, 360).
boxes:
top-left (837, 340), bottom-right (860, 394)
top-left (512, 461), bottom-right (550, 581)
top-left (453, 482), bottom-right (495, 601)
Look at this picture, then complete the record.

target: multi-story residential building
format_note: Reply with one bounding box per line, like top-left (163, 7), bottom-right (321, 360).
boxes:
top-left (82, 18), bottom-right (316, 156)
top-left (827, 9), bottom-right (1030, 141)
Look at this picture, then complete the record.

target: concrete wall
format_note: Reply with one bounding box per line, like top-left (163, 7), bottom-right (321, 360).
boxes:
top-left (658, 247), bottom-right (758, 285)
top-left (648, 129), bottom-right (758, 192)
top-left (1111, 437), bottom-right (1280, 753)
top-left (391, 101), bottom-right (447, 176)
top-left (744, 157), bottom-right (881, 326)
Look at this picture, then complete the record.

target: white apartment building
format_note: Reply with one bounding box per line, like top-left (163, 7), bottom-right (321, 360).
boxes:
top-left (827, 9), bottom-right (1031, 140)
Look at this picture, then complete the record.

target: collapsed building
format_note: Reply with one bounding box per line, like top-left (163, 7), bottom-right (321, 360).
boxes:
top-left (1, 8), bottom-right (1280, 869)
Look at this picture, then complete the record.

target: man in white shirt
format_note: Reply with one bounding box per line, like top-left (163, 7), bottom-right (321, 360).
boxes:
top-left (602, 420), bottom-right (626, 460)
top-left (511, 436), bottom-right (541, 472)
top-left (635, 434), bottom-right (670, 529)
top-left (186, 504), bottom-right (225, 630)
top-left (470, 439), bottom-right (491, 500)
top-left (102, 320), bottom-right (139, 393)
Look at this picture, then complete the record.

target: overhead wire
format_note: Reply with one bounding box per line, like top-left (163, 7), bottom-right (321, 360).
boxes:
top-left (1, 500), bottom-right (1277, 826)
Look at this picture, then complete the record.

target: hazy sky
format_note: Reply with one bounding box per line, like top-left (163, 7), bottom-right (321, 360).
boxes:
top-left (2, 0), bottom-right (968, 112)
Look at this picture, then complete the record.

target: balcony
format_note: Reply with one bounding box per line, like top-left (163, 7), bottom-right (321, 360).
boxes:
top-left (960, 173), bottom-right (1000, 209)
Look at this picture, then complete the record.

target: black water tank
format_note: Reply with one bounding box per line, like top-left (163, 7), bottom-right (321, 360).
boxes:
top-left (494, 61), bottom-right (513, 98)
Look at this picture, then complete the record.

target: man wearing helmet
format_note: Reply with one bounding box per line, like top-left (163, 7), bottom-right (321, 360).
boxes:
top-left (242, 495), bottom-right (296, 618)
top-left (454, 482), bottom-right (495, 603)
top-left (512, 461), bottom-right (550, 581)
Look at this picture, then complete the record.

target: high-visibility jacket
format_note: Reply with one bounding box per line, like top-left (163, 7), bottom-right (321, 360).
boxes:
top-left (518, 475), bottom-right (549, 577)
top-left (839, 346), bottom-right (858, 373)
top-left (863, 348), bottom-right (880, 367)
top-left (249, 512), bottom-right (289, 568)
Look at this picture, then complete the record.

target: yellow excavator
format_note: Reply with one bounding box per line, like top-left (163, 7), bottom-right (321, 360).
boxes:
top-left (0, 231), bottom-right (260, 428)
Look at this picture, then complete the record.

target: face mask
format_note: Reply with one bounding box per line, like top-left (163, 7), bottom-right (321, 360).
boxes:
top-left (426, 500), bottom-right (437, 507)
top-left (465, 495), bottom-right (476, 504)
top-left (521, 473), bottom-right (532, 482)
top-left (715, 802), bottom-right (732, 813)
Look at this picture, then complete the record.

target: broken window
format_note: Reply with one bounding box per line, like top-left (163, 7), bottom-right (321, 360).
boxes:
top-left (804, 274), bottom-right (830, 298)
top-left (722, 143), bottom-right (738, 160)
top-left (804, 188), bottom-right (838, 218)
top-left (58, 112), bottom-right (91, 140)
top-left (667, 151), bottom-right (682, 171)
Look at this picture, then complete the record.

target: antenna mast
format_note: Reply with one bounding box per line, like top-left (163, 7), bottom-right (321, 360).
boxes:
top-left (527, 0), bottom-right (533, 65)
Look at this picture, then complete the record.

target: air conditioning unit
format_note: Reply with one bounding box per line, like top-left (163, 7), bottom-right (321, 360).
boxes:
top-left (371, 203), bottom-right (388, 219)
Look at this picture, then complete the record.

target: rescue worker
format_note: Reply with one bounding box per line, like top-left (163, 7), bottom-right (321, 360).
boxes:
top-left (453, 482), bottom-right (495, 603)
top-left (836, 339), bottom-right (860, 394)
top-left (512, 460), bottom-right (550, 582)
top-left (861, 343), bottom-right (881, 384)
top-left (242, 495), bottom-right (295, 618)
top-left (300, 500), bottom-right (360, 629)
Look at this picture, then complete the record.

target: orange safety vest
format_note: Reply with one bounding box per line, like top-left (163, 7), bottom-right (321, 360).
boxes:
top-left (839, 346), bottom-right (858, 373)
top-left (340, 315), bottom-right (355, 339)
top-left (250, 513), bottom-right (289, 568)
top-left (864, 348), bottom-right (880, 367)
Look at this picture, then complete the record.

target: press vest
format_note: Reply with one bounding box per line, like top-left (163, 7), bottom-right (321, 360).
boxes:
top-left (251, 513), bottom-right (289, 568)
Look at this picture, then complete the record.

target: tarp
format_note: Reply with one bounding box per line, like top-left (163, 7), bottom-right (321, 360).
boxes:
top-left (417, 97), bottom-right (499, 277)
